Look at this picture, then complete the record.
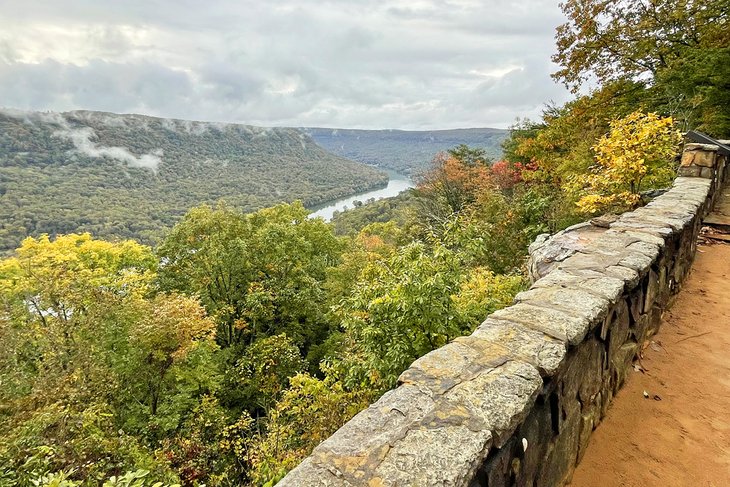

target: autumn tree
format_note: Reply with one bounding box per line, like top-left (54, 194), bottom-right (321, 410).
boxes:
top-left (415, 151), bottom-right (494, 218)
top-left (125, 293), bottom-right (218, 420)
top-left (553, 0), bottom-right (730, 134)
top-left (246, 370), bottom-right (372, 486)
top-left (500, 78), bottom-right (669, 232)
top-left (0, 234), bottom-right (181, 484)
top-left (553, 0), bottom-right (728, 90)
top-left (574, 111), bottom-right (682, 214)
top-left (0, 234), bottom-right (157, 404)
top-left (234, 334), bottom-right (306, 413)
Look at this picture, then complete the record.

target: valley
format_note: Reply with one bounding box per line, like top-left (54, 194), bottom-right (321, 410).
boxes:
top-left (0, 110), bottom-right (389, 252)
top-left (303, 127), bottom-right (508, 176)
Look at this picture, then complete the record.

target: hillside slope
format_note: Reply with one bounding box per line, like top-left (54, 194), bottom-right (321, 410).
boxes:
top-left (0, 110), bottom-right (387, 252)
top-left (303, 127), bottom-right (508, 176)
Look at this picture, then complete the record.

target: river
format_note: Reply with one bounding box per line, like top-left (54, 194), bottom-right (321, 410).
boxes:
top-left (308, 169), bottom-right (414, 221)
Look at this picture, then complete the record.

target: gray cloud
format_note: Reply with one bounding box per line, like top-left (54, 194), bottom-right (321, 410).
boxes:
top-left (2, 109), bottom-right (163, 170)
top-left (59, 126), bottom-right (163, 171)
top-left (0, 0), bottom-right (571, 129)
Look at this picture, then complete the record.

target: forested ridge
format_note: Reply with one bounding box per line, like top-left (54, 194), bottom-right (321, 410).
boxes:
top-left (0, 110), bottom-right (388, 253)
top-left (304, 127), bottom-right (508, 176)
top-left (0, 1), bottom-right (728, 486)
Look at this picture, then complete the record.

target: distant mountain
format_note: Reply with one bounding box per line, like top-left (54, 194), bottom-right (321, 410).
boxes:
top-left (302, 127), bottom-right (509, 176)
top-left (0, 110), bottom-right (387, 253)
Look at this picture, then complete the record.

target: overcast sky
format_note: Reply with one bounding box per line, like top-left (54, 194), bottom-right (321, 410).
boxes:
top-left (0, 0), bottom-right (572, 129)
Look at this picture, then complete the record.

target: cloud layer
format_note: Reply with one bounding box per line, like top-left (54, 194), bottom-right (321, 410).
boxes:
top-left (2, 109), bottom-right (163, 170)
top-left (0, 0), bottom-right (571, 129)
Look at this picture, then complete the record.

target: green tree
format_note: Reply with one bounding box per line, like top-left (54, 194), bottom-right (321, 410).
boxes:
top-left (125, 293), bottom-right (218, 419)
top-left (553, 0), bottom-right (730, 134)
top-left (246, 371), bottom-right (372, 487)
top-left (447, 144), bottom-right (490, 166)
top-left (0, 233), bottom-right (156, 405)
top-left (0, 234), bottom-right (181, 485)
top-left (157, 202), bottom-right (342, 350)
top-left (234, 334), bottom-right (306, 413)
top-left (333, 242), bottom-right (464, 391)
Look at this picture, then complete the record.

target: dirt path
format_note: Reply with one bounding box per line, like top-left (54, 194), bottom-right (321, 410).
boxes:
top-left (569, 240), bottom-right (730, 487)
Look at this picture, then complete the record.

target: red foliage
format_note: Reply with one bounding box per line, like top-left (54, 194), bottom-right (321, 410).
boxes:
top-left (489, 160), bottom-right (522, 190)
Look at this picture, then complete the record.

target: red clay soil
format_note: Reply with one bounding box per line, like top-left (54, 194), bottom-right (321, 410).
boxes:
top-left (569, 240), bottom-right (730, 487)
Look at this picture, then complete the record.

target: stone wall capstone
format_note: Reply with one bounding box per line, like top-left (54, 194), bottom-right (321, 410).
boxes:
top-left (278, 141), bottom-right (728, 487)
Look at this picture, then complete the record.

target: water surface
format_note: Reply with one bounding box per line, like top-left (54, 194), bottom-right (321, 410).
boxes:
top-left (309, 169), bottom-right (414, 221)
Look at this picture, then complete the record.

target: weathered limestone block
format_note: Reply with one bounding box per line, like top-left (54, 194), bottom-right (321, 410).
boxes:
top-left (644, 268), bottom-right (660, 311)
top-left (290, 384), bottom-right (435, 485)
top-left (626, 240), bottom-right (661, 261)
top-left (632, 314), bottom-right (652, 345)
top-left (561, 338), bottom-right (605, 418)
top-left (679, 165), bottom-right (702, 177)
top-left (681, 152), bottom-right (718, 177)
top-left (616, 250), bottom-right (655, 273)
top-left (515, 396), bottom-right (556, 483)
top-left (276, 458), bottom-right (355, 486)
top-left (681, 143), bottom-right (719, 169)
top-left (609, 220), bottom-right (674, 239)
top-left (439, 361), bottom-right (542, 446)
top-left (557, 251), bottom-right (627, 273)
top-left (490, 303), bottom-right (593, 346)
top-left (609, 228), bottom-right (665, 248)
top-left (462, 320), bottom-right (566, 377)
top-left (604, 264), bottom-right (641, 288)
top-left (371, 425), bottom-right (492, 486)
top-left (612, 342), bottom-right (638, 392)
top-left (605, 300), bottom-right (631, 358)
top-left (618, 211), bottom-right (685, 232)
top-left (477, 435), bottom-right (519, 487)
top-left (514, 286), bottom-right (610, 327)
top-left (627, 284), bottom-right (645, 322)
top-left (538, 413), bottom-right (581, 487)
top-left (530, 269), bottom-right (625, 304)
top-left (399, 341), bottom-right (511, 395)
top-left (527, 223), bottom-right (606, 282)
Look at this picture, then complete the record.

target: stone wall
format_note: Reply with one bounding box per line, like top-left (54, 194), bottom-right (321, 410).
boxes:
top-left (279, 142), bottom-right (728, 487)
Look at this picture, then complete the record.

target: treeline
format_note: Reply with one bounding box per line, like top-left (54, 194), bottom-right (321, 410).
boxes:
top-left (329, 191), bottom-right (418, 235)
top-left (304, 127), bottom-right (508, 176)
top-left (0, 110), bottom-right (388, 253)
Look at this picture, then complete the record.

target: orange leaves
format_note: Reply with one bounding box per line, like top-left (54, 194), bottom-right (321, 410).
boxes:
top-left (417, 152), bottom-right (498, 214)
top-left (490, 160), bottom-right (524, 191)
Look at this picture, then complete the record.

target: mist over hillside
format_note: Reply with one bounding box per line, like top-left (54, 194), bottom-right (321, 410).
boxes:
top-left (303, 127), bottom-right (509, 176)
top-left (0, 109), bottom-right (388, 252)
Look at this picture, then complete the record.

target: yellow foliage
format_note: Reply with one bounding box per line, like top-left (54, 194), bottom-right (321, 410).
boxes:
top-left (573, 111), bottom-right (682, 214)
top-left (132, 293), bottom-right (217, 363)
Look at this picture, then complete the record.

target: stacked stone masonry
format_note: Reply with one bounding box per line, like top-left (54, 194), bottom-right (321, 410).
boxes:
top-left (279, 142), bottom-right (728, 487)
